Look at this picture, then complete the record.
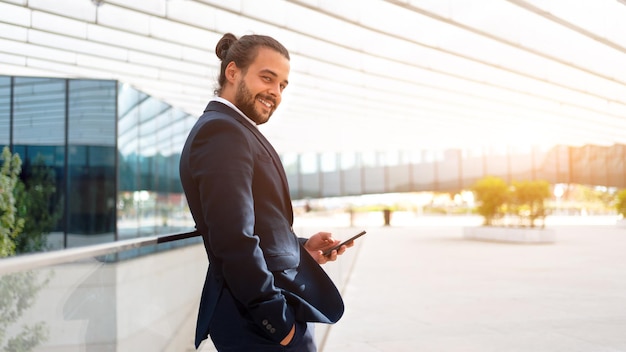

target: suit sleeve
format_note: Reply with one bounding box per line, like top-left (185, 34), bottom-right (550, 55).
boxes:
top-left (187, 118), bottom-right (294, 342)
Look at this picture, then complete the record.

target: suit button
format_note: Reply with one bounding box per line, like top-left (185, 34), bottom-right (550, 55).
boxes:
top-left (270, 328), bottom-right (276, 333)
top-left (266, 324), bottom-right (272, 330)
top-left (262, 320), bottom-right (268, 326)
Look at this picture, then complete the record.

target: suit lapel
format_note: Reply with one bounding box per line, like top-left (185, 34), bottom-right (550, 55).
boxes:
top-left (205, 101), bottom-right (294, 222)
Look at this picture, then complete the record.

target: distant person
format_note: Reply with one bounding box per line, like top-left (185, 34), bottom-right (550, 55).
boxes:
top-left (179, 33), bottom-right (352, 351)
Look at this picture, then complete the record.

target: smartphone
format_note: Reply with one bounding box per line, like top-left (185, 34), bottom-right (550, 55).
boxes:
top-left (322, 230), bottom-right (366, 256)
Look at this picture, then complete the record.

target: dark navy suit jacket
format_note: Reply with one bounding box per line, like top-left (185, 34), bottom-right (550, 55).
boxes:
top-left (179, 101), bottom-right (344, 348)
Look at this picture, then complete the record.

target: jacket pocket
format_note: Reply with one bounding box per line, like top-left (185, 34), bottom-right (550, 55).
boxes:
top-left (264, 252), bottom-right (299, 272)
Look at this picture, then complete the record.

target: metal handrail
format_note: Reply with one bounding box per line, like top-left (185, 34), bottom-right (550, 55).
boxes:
top-left (0, 230), bottom-right (200, 276)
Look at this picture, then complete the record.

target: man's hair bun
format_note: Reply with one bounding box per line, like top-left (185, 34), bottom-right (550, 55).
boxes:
top-left (215, 33), bottom-right (238, 60)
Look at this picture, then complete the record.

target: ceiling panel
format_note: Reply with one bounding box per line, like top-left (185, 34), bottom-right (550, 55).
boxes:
top-left (0, 0), bottom-right (625, 154)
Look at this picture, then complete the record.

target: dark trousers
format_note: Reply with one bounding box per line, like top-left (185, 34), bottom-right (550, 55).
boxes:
top-left (208, 289), bottom-right (316, 352)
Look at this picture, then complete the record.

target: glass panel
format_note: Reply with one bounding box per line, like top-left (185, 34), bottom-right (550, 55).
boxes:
top-left (0, 241), bottom-right (206, 352)
top-left (299, 152), bottom-right (318, 174)
top-left (68, 79), bottom-right (116, 146)
top-left (66, 146), bottom-right (116, 246)
top-left (321, 171), bottom-right (340, 197)
top-left (360, 151), bottom-right (377, 168)
top-left (12, 77), bottom-right (65, 145)
top-left (280, 153), bottom-right (299, 176)
top-left (320, 152), bottom-right (337, 172)
top-left (300, 173), bottom-right (320, 198)
top-left (12, 144), bottom-right (65, 252)
top-left (117, 84), bottom-right (195, 239)
top-left (412, 163), bottom-right (436, 192)
top-left (154, 109), bottom-right (174, 235)
top-left (421, 150), bottom-right (433, 163)
top-left (387, 165), bottom-right (411, 192)
top-left (0, 230), bottom-right (354, 351)
top-left (66, 80), bottom-right (117, 247)
top-left (10, 77), bottom-right (67, 252)
top-left (408, 150), bottom-right (423, 164)
top-left (0, 76), bottom-right (10, 146)
top-left (362, 166), bottom-right (385, 194)
top-left (117, 83), bottom-right (144, 119)
top-left (380, 151), bottom-right (400, 167)
top-left (340, 152), bottom-right (357, 170)
top-left (398, 151), bottom-right (412, 165)
top-left (438, 149), bottom-right (461, 191)
top-left (118, 88), bottom-right (140, 238)
top-left (3, 76), bottom-right (198, 251)
top-left (170, 110), bottom-right (195, 154)
top-left (341, 168), bottom-right (362, 195)
top-left (462, 151), bottom-right (485, 187)
top-left (282, 153), bottom-right (301, 199)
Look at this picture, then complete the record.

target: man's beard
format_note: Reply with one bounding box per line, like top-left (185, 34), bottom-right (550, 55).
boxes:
top-left (234, 79), bottom-right (275, 125)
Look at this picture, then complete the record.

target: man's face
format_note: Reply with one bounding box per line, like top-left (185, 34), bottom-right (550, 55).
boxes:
top-left (233, 47), bottom-right (290, 125)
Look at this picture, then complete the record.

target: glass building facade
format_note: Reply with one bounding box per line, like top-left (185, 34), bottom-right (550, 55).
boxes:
top-left (282, 144), bottom-right (626, 200)
top-left (1, 76), bottom-right (196, 250)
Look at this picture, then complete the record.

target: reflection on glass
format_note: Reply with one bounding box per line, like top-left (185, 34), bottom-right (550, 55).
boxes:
top-left (0, 241), bottom-right (207, 351)
top-left (0, 76), bottom-right (9, 146)
top-left (0, 270), bottom-right (52, 351)
top-left (2, 76), bottom-right (195, 251)
top-left (13, 77), bottom-right (65, 145)
top-left (67, 80), bottom-right (117, 247)
top-left (116, 83), bottom-right (194, 239)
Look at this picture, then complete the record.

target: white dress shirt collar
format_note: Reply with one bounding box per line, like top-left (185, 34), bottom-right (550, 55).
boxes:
top-left (210, 96), bottom-right (258, 129)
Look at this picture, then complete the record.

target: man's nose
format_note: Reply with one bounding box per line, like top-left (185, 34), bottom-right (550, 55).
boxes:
top-left (269, 83), bottom-right (282, 97)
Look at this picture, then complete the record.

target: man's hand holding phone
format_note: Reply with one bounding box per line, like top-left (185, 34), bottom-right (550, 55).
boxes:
top-left (322, 230), bottom-right (366, 257)
top-left (304, 230), bottom-right (366, 264)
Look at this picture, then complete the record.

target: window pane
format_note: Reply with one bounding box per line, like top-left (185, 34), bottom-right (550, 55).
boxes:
top-left (0, 76), bottom-right (10, 146)
top-left (300, 152), bottom-right (318, 174)
top-left (13, 77), bottom-right (65, 145)
top-left (340, 152), bottom-right (357, 170)
top-left (320, 152), bottom-right (337, 172)
top-left (68, 79), bottom-right (116, 146)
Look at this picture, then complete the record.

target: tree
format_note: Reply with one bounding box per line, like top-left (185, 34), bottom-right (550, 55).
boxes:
top-left (0, 146), bottom-right (24, 257)
top-left (0, 147), bottom-right (50, 352)
top-left (510, 180), bottom-right (551, 228)
top-left (14, 155), bottom-right (63, 254)
top-left (615, 189), bottom-right (626, 218)
top-left (471, 176), bottom-right (509, 226)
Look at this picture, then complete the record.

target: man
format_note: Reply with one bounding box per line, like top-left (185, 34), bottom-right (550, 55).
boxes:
top-left (179, 33), bottom-right (351, 351)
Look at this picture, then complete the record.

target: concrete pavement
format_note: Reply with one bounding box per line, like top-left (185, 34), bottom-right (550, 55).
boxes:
top-left (196, 213), bottom-right (626, 351)
top-left (319, 215), bottom-right (626, 351)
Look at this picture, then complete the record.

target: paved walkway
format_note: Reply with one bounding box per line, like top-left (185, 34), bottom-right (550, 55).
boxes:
top-left (196, 214), bottom-right (626, 351)
top-left (319, 215), bottom-right (626, 351)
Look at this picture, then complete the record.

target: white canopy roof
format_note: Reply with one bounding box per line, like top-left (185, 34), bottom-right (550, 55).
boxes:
top-left (1, 0), bottom-right (625, 154)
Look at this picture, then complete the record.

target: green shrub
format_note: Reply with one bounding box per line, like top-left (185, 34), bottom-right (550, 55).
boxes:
top-left (510, 180), bottom-right (551, 228)
top-left (471, 176), bottom-right (509, 226)
top-left (615, 189), bottom-right (626, 218)
top-left (471, 176), bottom-right (551, 228)
top-left (0, 146), bottom-right (24, 257)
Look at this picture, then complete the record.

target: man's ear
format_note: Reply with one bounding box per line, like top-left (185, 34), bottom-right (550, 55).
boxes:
top-left (225, 61), bottom-right (239, 83)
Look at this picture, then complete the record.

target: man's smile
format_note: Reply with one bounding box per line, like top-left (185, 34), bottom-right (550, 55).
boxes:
top-left (257, 97), bottom-right (274, 110)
